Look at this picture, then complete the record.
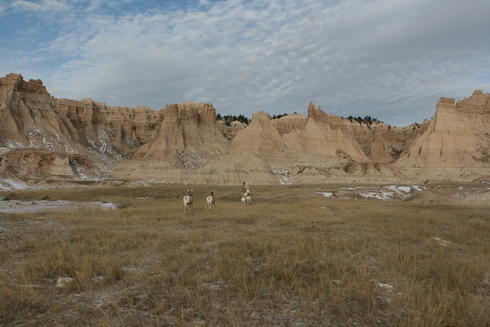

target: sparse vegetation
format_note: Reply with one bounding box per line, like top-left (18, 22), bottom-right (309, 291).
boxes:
top-left (216, 113), bottom-right (250, 126)
top-left (345, 115), bottom-right (383, 125)
top-left (271, 113), bottom-right (288, 119)
top-left (0, 184), bottom-right (489, 326)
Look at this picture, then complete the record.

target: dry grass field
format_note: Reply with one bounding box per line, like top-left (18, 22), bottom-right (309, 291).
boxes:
top-left (0, 184), bottom-right (489, 326)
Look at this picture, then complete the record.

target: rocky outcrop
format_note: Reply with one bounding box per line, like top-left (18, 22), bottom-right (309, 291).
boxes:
top-left (134, 102), bottom-right (227, 163)
top-left (217, 120), bottom-right (248, 140)
top-left (56, 98), bottom-right (162, 156)
top-left (112, 102), bottom-right (229, 181)
top-left (0, 149), bottom-right (101, 179)
top-left (113, 95), bottom-right (489, 184)
top-left (178, 107), bottom-right (405, 185)
top-left (272, 113), bottom-right (308, 135)
top-left (282, 104), bottom-right (369, 161)
top-left (300, 103), bottom-right (430, 163)
top-left (0, 74), bottom-right (82, 152)
top-left (1, 73), bottom-right (488, 184)
top-left (230, 111), bottom-right (289, 157)
top-left (397, 91), bottom-right (490, 182)
top-left (0, 74), bottom-right (164, 180)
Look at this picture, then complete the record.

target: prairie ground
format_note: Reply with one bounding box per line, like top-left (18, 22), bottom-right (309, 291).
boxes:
top-left (0, 184), bottom-right (489, 326)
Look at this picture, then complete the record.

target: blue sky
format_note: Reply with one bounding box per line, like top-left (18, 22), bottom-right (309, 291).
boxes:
top-left (1, 0), bottom-right (489, 125)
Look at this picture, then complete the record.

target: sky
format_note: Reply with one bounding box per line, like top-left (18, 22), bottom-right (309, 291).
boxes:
top-left (1, 0), bottom-right (489, 125)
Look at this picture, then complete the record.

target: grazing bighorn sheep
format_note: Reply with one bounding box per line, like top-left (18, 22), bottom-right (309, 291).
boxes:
top-left (241, 189), bottom-right (252, 205)
top-left (183, 190), bottom-right (193, 210)
top-left (206, 191), bottom-right (215, 208)
top-left (245, 192), bottom-right (252, 205)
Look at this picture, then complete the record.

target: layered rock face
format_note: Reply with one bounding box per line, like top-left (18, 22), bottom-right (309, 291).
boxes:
top-left (0, 149), bottom-right (100, 179)
top-left (134, 102), bottom-right (227, 163)
top-left (0, 74), bottom-right (81, 152)
top-left (208, 106), bottom-right (407, 184)
top-left (1, 73), bottom-right (488, 184)
top-left (112, 102), bottom-right (230, 183)
top-left (56, 98), bottom-right (161, 156)
top-left (299, 103), bottom-right (429, 163)
top-left (397, 90), bottom-right (490, 181)
top-left (217, 120), bottom-right (247, 140)
top-left (0, 74), bottom-right (92, 180)
top-left (0, 74), bottom-right (161, 180)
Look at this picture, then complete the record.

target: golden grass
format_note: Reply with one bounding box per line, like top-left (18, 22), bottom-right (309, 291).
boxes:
top-left (0, 184), bottom-right (489, 326)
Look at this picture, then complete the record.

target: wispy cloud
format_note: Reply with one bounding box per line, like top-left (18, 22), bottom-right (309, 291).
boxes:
top-left (11, 0), bottom-right (67, 11)
top-left (2, 0), bottom-right (490, 125)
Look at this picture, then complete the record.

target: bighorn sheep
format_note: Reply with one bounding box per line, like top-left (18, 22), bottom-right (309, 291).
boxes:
top-left (183, 190), bottom-right (193, 210)
top-left (246, 192), bottom-right (252, 205)
top-left (206, 191), bottom-right (215, 208)
top-left (241, 189), bottom-right (252, 205)
top-left (242, 181), bottom-right (249, 194)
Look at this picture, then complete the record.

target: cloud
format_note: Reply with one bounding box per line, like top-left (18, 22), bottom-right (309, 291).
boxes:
top-left (198, 0), bottom-right (211, 6)
top-left (11, 0), bottom-right (67, 11)
top-left (5, 0), bottom-right (490, 125)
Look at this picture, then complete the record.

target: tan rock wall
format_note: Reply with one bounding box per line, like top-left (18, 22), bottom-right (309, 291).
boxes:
top-left (1, 73), bottom-right (489, 184)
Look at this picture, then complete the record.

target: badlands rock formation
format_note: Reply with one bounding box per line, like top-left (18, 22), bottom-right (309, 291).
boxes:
top-left (0, 73), bottom-right (489, 185)
top-left (112, 102), bottom-right (230, 183)
top-left (397, 90), bottom-right (490, 181)
top-left (0, 74), bottom-right (159, 180)
top-left (56, 98), bottom-right (160, 155)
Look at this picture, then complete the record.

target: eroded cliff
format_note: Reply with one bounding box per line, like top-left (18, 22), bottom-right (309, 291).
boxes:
top-left (1, 73), bottom-right (488, 185)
